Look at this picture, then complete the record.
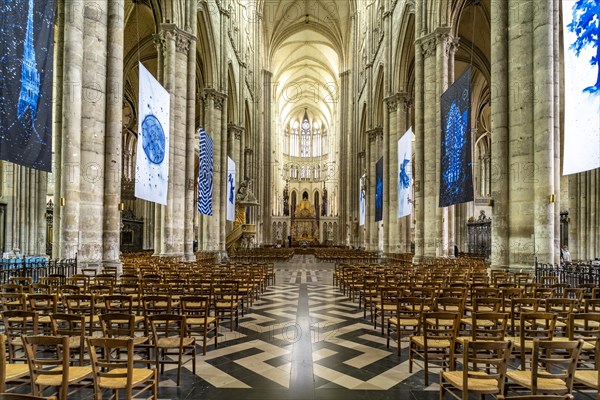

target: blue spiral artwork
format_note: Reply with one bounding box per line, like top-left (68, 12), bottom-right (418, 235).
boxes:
top-left (0, 0), bottom-right (55, 171)
top-left (142, 114), bottom-right (166, 164)
top-left (439, 67), bottom-right (474, 207)
top-left (135, 63), bottom-right (170, 205)
top-left (568, 0), bottom-right (600, 94)
top-left (197, 129), bottom-right (214, 216)
top-left (375, 157), bottom-right (383, 222)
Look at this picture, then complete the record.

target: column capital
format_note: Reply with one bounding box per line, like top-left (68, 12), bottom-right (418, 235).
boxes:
top-left (203, 88), bottom-right (227, 110)
top-left (228, 123), bottom-right (244, 140)
top-left (367, 127), bottom-right (383, 143)
top-left (417, 34), bottom-right (437, 59)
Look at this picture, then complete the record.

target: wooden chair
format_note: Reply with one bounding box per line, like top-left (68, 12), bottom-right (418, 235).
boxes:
top-left (573, 338), bottom-right (599, 400)
top-left (179, 295), bottom-right (218, 355)
top-left (506, 339), bottom-right (583, 396)
top-left (51, 313), bottom-right (87, 365)
top-left (409, 311), bottom-right (459, 385)
top-left (148, 314), bottom-right (196, 386)
top-left (2, 310), bottom-right (39, 362)
top-left (440, 339), bottom-right (513, 400)
top-left (511, 312), bottom-right (558, 370)
top-left (374, 286), bottom-right (401, 335)
top-left (63, 294), bottom-right (100, 336)
top-left (213, 279), bottom-right (241, 331)
top-left (0, 333), bottom-right (30, 393)
top-left (22, 335), bottom-right (92, 400)
top-left (386, 297), bottom-right (424, 356)
top-left (27, 294), bottom-right (58, 334)
top-left (86, 337), bottom-right (157, 400)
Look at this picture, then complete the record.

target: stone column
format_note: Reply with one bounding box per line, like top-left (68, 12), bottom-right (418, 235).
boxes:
top-left (421, 34), bottom-right (437, 258)
top-left (79, 0), bottom-right (108, 265)
top-left (184, 34), bottom-right (197, 261)
top-left (385, 94), bottom-right (399, 253)
top-left (490, 0), bottom-right (509, 269)
top-left (435, 28), bottom-right (451, 258)
top-left (52, 0), bottom-right (65, 259)
top-left (533, 0), bottom-right (555, 264)
top-left (102, 0), bottom-right (124, 267)
top-left (59, 0), bottom-right (85, 259)
top-left (202, 89), bottom-right (225, 251)
top-left (413, 34), bottom-right (425, 263)
top-left (262, 70), bottom-right (273, 246)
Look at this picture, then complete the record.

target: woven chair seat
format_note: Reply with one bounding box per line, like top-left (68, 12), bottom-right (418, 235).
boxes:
top-left (410, 335), bottom-right (452, 348)
top-left (187, 316), bottom-right (216, 325)
top-left (5, 363), bottom-right (30, 381)
top-left (574, 369), bottom-right (598, 389)
top-left (35, 366), bottom-right (92, 386)
top-left (97, 368), bottom-right (155, 390)
top-left (389, 317), bottom-right (419, 326)
top-left (156, 337), bottom-right (195, 348)
top-left (506, 370), bottom-right (568, 392)
top-left (441, 370), bottom-right (500, 393)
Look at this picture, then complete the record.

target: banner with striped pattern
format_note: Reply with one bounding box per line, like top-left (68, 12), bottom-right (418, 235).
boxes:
top-left (197, 128), bottom-right (213, 216)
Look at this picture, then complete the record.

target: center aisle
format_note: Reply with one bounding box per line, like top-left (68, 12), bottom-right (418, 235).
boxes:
top-left (160, 256), bottom-right (436, 400)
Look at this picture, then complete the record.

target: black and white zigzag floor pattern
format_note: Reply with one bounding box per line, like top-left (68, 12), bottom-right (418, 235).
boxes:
top-left (155, 276), bottom-right (441, 400)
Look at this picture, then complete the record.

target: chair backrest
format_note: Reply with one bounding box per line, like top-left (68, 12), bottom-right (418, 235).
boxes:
top-left (27, 294), bottom-right (58, 316)
top-left (63, 294), bottom-right (95, 316)
top-left (520, 312), bottom-right (557, 341)
top-left (142, 295), bottom-right (172, 316)
top-left (461, 339), bottom-right (513, 394)
top-left (473, 297), bottom-right (502, 312)
top-left (51, 313), bottom-right (86, 347)
top-left (99, 313), bottom-right (135, 338)
top-left (434, 297), bottom-right (465, 315)
top-left (179, 295), bottom-right (211, 318)
top-left (423, 311), bottom-right (460, 345)
top-left (470, 312), bottom-right (509, 341)
top-left (148, 314), bottom-right (187, 344)
top-left (22, 335), bottom-right (70, 397)
top-left (0, 292), bottom-right (26, 311)
top-left (510, 298), bottom-right (541, 333)
top-left (86, 337), bottom-right (135, 398)
top-left (104, 295), bottom-right (133, 314)
top-left (0, 333), bottom-right (6, 392)
top-left (531, 339), bottom-right (583, 394)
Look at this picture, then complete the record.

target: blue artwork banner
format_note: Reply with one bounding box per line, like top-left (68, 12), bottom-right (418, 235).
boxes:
top-left (0, 0), bottom-right (55, 171)
top-left (197, 129), bottom-right (213, 216)
top-left (226, 157), bottom-right (236, 221)
top-left (439, 67), bottom-right (473, 207)
top-left (398, 128), bottom-right (413, 218)
top-left (375, 157), bottom-right (383, 222)
top-left (359, 174), bottom-right (366, 226)
top-left (562, 0), bottom-right (600, 175)
top-left (135, 63), bottom-right (170, 205)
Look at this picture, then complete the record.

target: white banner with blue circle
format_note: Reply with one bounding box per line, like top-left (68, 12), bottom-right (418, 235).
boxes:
top-left (135, 62), bottom-right (170, 205)
top-left (226, 157), bottom-right (236, 222)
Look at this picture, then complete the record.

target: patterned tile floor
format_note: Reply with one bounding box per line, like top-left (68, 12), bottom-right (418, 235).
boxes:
top-left (156, 256), bottom-right (439, 400)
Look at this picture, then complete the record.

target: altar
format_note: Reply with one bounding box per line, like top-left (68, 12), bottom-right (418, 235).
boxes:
top-left (291, 194), bottom-right (319, 246)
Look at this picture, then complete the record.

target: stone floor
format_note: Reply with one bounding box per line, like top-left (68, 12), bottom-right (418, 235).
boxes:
top-left (157, 255), bottom-right (439, 400)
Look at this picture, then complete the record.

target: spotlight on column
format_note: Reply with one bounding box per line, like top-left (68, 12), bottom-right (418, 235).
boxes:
top-left (488, 198), bottom-right (494, 207)
top-left (119, 202), bottom-right (125, 211)
top-left (59, 198), bottom-right (65, 207)
top-left (549, 194), bottom-right (555, 203)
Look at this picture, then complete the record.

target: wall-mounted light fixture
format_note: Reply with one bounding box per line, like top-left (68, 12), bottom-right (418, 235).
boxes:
top-left (488, 198), bottom-right (494, 207)
top-left (549, 194), bottom-right (555, 203)
top-left (119, 202), bottom-right (125, 211)
top-left (59, 198), bottom-right (66, 207)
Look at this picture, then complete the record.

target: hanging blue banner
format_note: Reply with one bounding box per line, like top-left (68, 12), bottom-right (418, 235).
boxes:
top-left (198, 129), bottom-right (213, 216)
top-left (375, 157), bottom-right (383, 222)
top-left (0, 0), bottom-right (55, 171)
top-left (439, 67), bottom-right (474, 207)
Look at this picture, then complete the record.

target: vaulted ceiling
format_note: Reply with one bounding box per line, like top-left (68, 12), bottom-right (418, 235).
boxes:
top-left (261, 0), bottom-right (354, 126)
